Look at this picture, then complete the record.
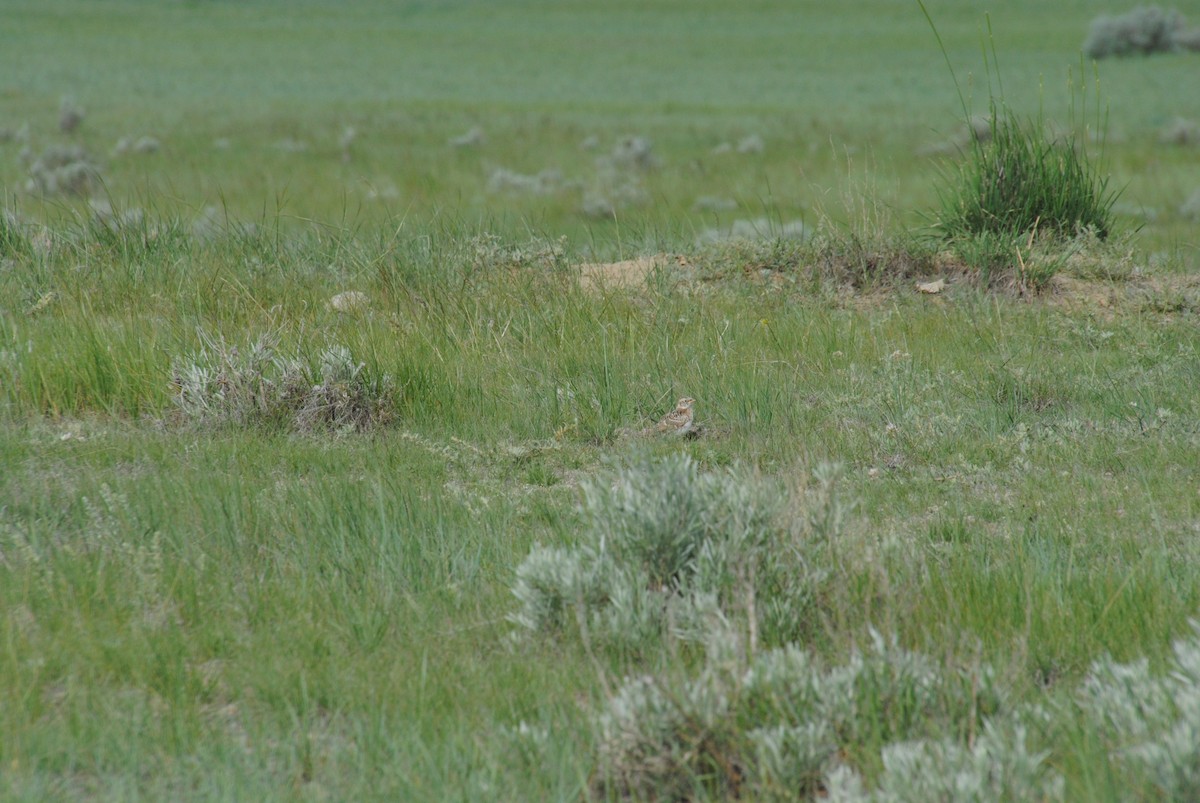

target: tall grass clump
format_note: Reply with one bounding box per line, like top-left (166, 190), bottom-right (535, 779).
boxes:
top-left (78, 201), bottom-right (196, 262)
top-left (921, 5), bottom-right (1119, 289)
top-left (936, 108), bottom-right (1117, 243)
top-left (0, 211), bottom-right (31, 260)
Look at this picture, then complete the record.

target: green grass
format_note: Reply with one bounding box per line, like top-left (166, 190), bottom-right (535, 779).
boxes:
top-left (2, 0), bottom-right (1198, 255)
top-left (3, 1), bottom-right (1200, 799)
top-left (4, 226), bottom-right (1200, 798)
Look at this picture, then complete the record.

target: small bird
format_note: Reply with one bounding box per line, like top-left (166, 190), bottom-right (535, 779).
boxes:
top-left (644, 396), bottom-right (696, 437)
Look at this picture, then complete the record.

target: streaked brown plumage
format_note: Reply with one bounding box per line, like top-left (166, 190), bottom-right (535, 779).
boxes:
top-left (644, 396), bottom-right (695, 436)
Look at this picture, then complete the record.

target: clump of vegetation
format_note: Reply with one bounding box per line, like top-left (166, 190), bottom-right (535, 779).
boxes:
top-left (189, 205), bottom-right (260, 243)
top-left (0, 211), bottom-right (31, 260)
top-left (171, 329), bottom-right (397, 432)
top-left (590, 627), bottom-right (1042, 801)
top-left (447, 125), bottom-right (486, 148)
top-left (936, 109), bottom-right (1117, 244)
top-left (87, 199), bottom-right (147, 239)
top-left (1083, 6), bottom-right (1200, 59)
top-left (931, 106), bottom-right (1118, 291)
top-left (58, 96), bottom-right (84, 134)
top-left (510, 456), bottom-right (843, 651)
top-left (921, 4), bottom-right (1119, 291)
top-left (23, 144), bottom-right (101, 196)
top-left (112, 135), bottom-right (161, 156)
top-left (580, 135), bottom-right (656, 219)
top-left (691, 228), bottom-right (938, 288)
top-left (1180, 189), bottom-right (1200, 221)
top-left (460, 233), bottom-right (572, 284)
top-left (695, 216), bottom-right (808, 246)
top-left (1159, 117), bottom-right (1200, 145)
top-left (1075, 622), bottom-right (1200, 800)
top-left (69, 200), bottom-right (195, 261)
top-left (552, 451), bottom-right (1057, 801)
top-left (823, 720), bottom-right (1062, 802)
top-left (486, 167), bottom-right (564, 196)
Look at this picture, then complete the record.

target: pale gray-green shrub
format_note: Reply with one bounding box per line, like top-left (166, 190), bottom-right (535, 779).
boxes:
top-left (508, 545), bottom-right (612, 634)
top-left (594, 670), bottom-right (739, 800)
top-left (1076, 621), bottom-right (1200, 800)
top-left (592, 626), bottom-right (1009, 801)
top-left (509, 454), bottom-right (832, 650)
top-left (748, 722), bottom-right (836, 799)
top-left (58, 96), bottom-right (84, 134)
top-left (25, 144), bottom-right (99, 196)
top-left (1083, 6), bottom-right (1199, 59)
top-left (823, 721), bottom-right (1063, 803)
top-left (171, 330), bottom-right (396, 432)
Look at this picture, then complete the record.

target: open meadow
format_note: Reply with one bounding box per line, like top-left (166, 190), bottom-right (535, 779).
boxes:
top-left (3, 1), bottom-right (1200, 800)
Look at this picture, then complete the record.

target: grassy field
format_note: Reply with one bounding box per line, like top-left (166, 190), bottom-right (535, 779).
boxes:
top-left (3, 0), bottom-right (1200, 250)
top-left (3, 1), bottom-right (1200, 800)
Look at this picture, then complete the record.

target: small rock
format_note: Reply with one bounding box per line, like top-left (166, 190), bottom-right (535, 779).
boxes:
top-left (448, 126), bottom-right (486, 148)
top-left (736, 134), bottom-right (765, 154)
top-left (328, 291), bottom-right (369, 313)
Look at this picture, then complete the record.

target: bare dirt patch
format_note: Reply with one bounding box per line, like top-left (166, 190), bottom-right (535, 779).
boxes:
top-left (1048, 273), bottom-right (1200, 318)
top-left (578, 255), bottom-right (670, 291)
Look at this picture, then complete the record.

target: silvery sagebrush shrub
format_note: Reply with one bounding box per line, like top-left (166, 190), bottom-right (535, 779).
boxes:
top-left (508, 545), bottom-right (612, 634)
top-left (747, 721), bottom-right (836, 800)
top-left (1077, 620), bottom-right (1200, 799)
top-left (172, 329), bottom-right (281, 426)
top-left (1076, 655), bottom-right (1173, 745)
top-left (834, 629), bottom-right (952, 745)
top-left (291, 344), bottom-right (396, 431)
top-left (592, 626), bottom-right (756, 801)
top-left (740, 644), bottom-right (826, 725)
top-left (591, 452), bottom-right (801, 598)
top-left (171, 329), bottom-right (395, 432)
top-left (738, 630), bottom-right (986, 746)
top-left (822, 720), bottom-right (1063, 803)
top-left (1083, 6), bottom-right (1198, 59)
top-left (515, 453), bottom-right (1027, 799)
top-left (508, 454), bottom-right (835, 650)
top-left (591, 625), bottom-right (1010, 801)
top-left (594, 670), bottom-right (741, 800)
top-left (25, 144), bottom-right (100, 196)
